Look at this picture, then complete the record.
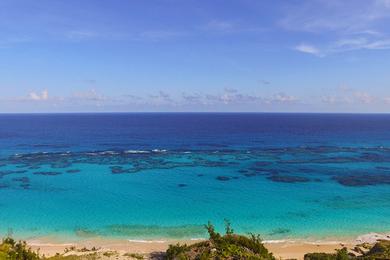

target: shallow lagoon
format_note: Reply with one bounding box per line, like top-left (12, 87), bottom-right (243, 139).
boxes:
top-left (1, 113), bottom-right (390, 241)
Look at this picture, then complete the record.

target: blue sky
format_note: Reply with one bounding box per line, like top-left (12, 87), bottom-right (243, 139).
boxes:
top-left (1, 0), bottom-right (390, 112)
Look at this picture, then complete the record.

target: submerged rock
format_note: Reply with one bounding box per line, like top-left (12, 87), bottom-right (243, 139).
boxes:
top-left (0, 170), bottom-right (27, 178)
top-left (254, 161), bottom-right (272, 167)
top-left (110, 166), bottom-right (129, 174)
top-left (33, 171), bottom-right (62, 176)
top-left (0, 183), bottom-right (9, 189)
top-left (268, 228), bottom-right (291, 236)
top-left (333, 174), bottom-right (390, 187)
top-left (244, 173), bottom-right (257, 177)
top-left (216, 176), bottom-right (231, 181)
top-left (267, 175), bottom-right (311, 183)
top-left (20, 183), bottom-right (31, 189)
top-left (376, 166), bottom-right (390, 170)
top-left (12, 177), bottom-right (30, 183)
top-left (66, 169), bottom-right (81, 173)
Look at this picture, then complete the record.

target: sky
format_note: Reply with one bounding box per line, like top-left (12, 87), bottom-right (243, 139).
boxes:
top-left (1, 0), bottom-right (390, 113)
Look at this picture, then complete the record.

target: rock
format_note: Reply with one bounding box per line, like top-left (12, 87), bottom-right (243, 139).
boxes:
top-left (356, 233), bottom-right (390, 244)
top-left (216, 176), bottom-right (230, 181)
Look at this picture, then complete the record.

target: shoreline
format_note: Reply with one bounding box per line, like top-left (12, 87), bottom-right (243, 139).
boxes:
top-left (27, 238), bottom-right (349, 260)
top-left (24, 232), bottom-right (390, 259)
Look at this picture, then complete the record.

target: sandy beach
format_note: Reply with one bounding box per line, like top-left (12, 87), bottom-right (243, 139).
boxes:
top-left (26, 235), bottom-right (387, 259)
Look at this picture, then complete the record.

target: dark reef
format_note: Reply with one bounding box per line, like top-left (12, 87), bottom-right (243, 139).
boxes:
top-left (216, 176), bottom-right (231, 181)
top-left (33, 171), bottom-right (62, 176)
top-left (0, 145), bottom-right (390, 187)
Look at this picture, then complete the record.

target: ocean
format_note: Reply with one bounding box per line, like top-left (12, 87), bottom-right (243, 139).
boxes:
top-left (1, 113), bottom-right (390, 241)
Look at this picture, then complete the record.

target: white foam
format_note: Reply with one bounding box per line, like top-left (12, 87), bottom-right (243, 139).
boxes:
top-left (303, 241), bottom-right (344, 245)
top-left (127, 239), bottom-right (166, 243)
top-left (100, 151), bottom-right (118, 155)
top-left (152, 149), bottom-right (167, 153)
top-left (263, 239), bottom-right (288, 244)
top-left (125, 150), bottom-right (150, 154)
top-left (27, 241), bottom-right (75, 247)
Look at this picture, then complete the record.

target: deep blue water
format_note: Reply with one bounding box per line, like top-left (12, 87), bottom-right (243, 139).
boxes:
top-left (1, 113), bottom-right (390, 241)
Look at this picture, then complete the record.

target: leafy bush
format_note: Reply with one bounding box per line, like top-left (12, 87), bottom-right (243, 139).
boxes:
top-left (166, 221), bottom-right (275, 260)
top-left (304, 241), bottom-right (390, 260)
top-left (304, 247), bottom-right (349, 260)
top-left (0, 237), bottom-right (40, 260)
top-left (123, 252), bottom-right (144, 259)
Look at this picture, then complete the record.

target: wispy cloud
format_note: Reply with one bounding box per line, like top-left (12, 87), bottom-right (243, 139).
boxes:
top-left (203, 19), bottom-right (266, 35)
top-left (384, 97), bottom-right (390, 104)
top-left (72, 89), bottom-right (107, 102)
top-left (4, 86), bottom-right (389, 112)
top-left (320, 86), bottom-right (376, 105)
top-left (65, 30), bottom-right (99, 40)
top-left (170, 88), bottom-right (298, 106)
top-left (259, 80), bottom-right (271, 85)
top-left (138, 30), bottom-right (186, 41)
top-left (269, 93), bottom-right (298, 103)
top-left (298, 36), bottom-right (390, 56)
top-left (295, 43), bottom-right (322, 56)
top-left (281, 0), bottom-right (390, 33)
top-left (148, 91), bottom-right (175, 105)
top-left (205, 20), bottom-right (236, 32)
top-left (283, 0), bottom-right (390, 56)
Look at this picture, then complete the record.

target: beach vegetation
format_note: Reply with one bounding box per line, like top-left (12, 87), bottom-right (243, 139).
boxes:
top-left (123, 252), bottom-right (144, 259)
top-left (0, 237), bottom-right (40, 260)
top-left (304, 248), bottom-right (349, 260)
top-left (47, 252), bottom-right (99, 260)
top-left (166, 221), bottom-right (275, 259)
top-left (1, 234), bottom-right (390, 260)
top-left (304, 240), bottom-right (390, 260)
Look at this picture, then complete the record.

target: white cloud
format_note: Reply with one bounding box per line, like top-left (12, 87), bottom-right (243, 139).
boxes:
top-left (295, 44), bottom-right (322, 56)
top-left (270, 93), bottom-right (298, 103)
top-left (384, 97), bottom-right (390, 104)
top-left (73, 89), bottom-right (102, 100)
top-left (181, 89), bottom-right (298, 106)
top-left (321, 87), bottom-right (375, 105)
top-left (28, 89), bottom-right (49, 101)
top-left (354, 91), bottom-right (375, 104)
top-left (148, 91), bottom-right (175, 105)
top-left (321, 95), bottom-right (339, 104)
top-left (295, 36), bottom-right (390, 56)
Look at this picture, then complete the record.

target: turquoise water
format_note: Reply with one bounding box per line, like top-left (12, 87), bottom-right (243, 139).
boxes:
top-left (1, 113), bottom-right (390, 241)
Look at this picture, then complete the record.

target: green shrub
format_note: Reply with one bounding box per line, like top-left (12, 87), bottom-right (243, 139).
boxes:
top-left (304, 241), bottom-right (390, 260)
top-left (165, 222), bottom-right (275, 260)
top-left (123, 252), bottom-right (144, 259)
top-left (166, 243), bottom-right (190, 260)
top-left (0, 237), bottom-right (40, 260)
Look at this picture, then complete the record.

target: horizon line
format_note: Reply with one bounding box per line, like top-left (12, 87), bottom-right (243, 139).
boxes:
top-left (1, 111), bottom-right (390, 115)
